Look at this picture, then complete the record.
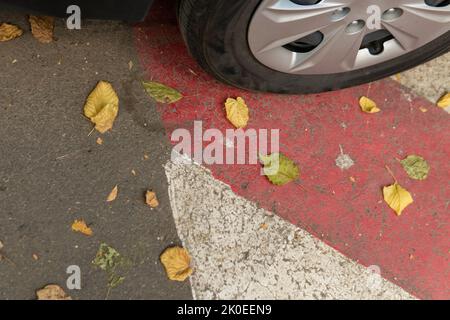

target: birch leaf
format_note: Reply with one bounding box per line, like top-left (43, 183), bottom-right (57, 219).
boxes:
top-left (160, 246), bottom-right (193, 282)
top-left (92, 243), bottom-right (122, 272)
top-left (71, 219), bottom-right (93, 236)
top-left (437, 93), bottom-right (450, 109)
top-left (400, 155), bottom-right (430, 180)
top-left (0, 23), bottom-right (23, 42)
top-left (84, 81), bottom-right (119, 133)
top-left (142, 81), bottom-right (182, 104)
top-left (260, 153), bottom-right (299, 186)
top-left (359, 96), bottom-right (380, 113)
top-left (145, 190), bottom-right (159, 208)
top-left (383, 182), bottom-right (413, 216)
top-left (36, 285), bottom-right (71, 300)
top-left (225, 97), bottom-right (249, 128)
top-left (29, 16), bottom-right (54, 43)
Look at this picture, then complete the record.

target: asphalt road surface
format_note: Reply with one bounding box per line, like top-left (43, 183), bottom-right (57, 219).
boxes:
top-left (0, 6), bottom-right (192, 299)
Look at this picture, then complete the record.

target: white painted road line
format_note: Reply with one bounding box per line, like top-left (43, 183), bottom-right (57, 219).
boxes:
top-left (165, 162), bottom-right (414, 300)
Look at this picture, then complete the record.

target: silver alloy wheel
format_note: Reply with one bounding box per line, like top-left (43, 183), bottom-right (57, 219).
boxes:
top-left (248, 0), bottom-right (450, 75)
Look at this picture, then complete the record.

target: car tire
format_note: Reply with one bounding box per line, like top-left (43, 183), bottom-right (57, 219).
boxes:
top-left (178, 0), bottom-right (450, 94)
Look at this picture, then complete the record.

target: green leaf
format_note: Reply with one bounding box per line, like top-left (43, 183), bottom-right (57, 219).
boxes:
top-left (400, 155), bottom-right (430, 180)
top-left (142, 81), bottom-right (182, 104)
top-left (92, 243), bottom-right (122, 273)
top-left (260, 153), bottom-right (299, 186)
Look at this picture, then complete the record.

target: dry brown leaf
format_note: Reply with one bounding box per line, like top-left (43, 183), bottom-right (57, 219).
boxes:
top-left (145, 190), bottom-right (159, 208)
top-left (107, 185), bottom-right (118, 202)
top-left (29, 16), bottom-right (54, 43)
top-left (383, 182), bottom-right (413, 216)
top-left (359, 96), bottom-right (380, 113)
top-left (84, 81), bottom-right (119, 134)
top-left (96, 137), bottom-right (103, 145)
top-left (437, 93), bottom-right (450, 109)
top-left (160, 246), bottom-right (193, 282)
top-left (0, 23), bottom-right (23, 42)
top-left (225, 97), bottom-right (249, 128)
top-left (32, 254), bottom-right (39, 260)
top-left (71, 219), bottom-right (93, 236)
top-left (36, 285), bottom-right (72, 300)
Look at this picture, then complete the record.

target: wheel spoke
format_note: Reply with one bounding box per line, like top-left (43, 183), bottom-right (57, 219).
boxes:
top-left (250, 0), bottom-right (350, 53)
top-left (383, 3), bottom-right (450, 51)
top-left (290, 22), bottom-right (367, 73)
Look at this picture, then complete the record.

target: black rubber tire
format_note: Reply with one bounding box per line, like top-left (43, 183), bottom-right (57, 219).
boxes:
top-left (178, 0), bottom-right (450, 94)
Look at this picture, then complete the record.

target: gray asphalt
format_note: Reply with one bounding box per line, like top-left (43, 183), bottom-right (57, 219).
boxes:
top-left (0, 8), bottom-right (192, 300)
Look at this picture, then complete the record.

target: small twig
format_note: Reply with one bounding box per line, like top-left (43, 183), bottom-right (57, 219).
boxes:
top-left (366, 82), bottom-right (372, 97)
top-left (87, 126), bottom-right (95, 137)
top-left (385, 165), bottom-right (397, 182)
top-left (0, 254), bottom-right (16, 267)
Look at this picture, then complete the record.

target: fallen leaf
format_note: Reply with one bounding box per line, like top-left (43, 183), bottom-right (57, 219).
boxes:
top-left (96, 137), bottom-right (103, 145)
top-left (32, 254), bottom-right (39, 260)
top-left (160, 246), bottom-right (193, 282)
top-left (142, 81), bottom-right (183, 104)
top-left (383, 182), bottom-right (413, 216)
top-left (36, 285), bottom-right (71, 300)
top-left (92, 243), bottom-right (123, 272)
top-left (0, 23), bottom-right (23, 42)
top-left (106, 185), bottom-right (118, 202)
top-left (350, 176), bottom-right (356, 183)
top-left (419, 107), bottom-right (428, 113)
top-left (260, 153), bottom-right (299, 186)
top-left (225, 97), bottom-right (250, 128)
top-left (84, 81), bottom-right (119, 133)
top-left (0, 240), bottom-right (3, 250)
top-left (436, 93), bottom-right (450, 109)
top-left (145, 190), bottom-right (159, 208)
top-left (71, 219), bottom-right (93, 236)
top-left (93, 243), bottom-right (128, 291)
top-left (128, 61), bottom-right (133, 71)
top-left (359, 96), bottom-right (381, 113)
top-left (400, 155), bottom-right (430, 180)
top-left (131, 169), bottom-right (136, 176)
top-left (143, 154), bottom-right (149, 160)
top-left (29, 16), bottom-right (54, 43)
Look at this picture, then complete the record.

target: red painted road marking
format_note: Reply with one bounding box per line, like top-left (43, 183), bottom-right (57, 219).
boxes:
top-left (134, 2), bottom-right (450, 299)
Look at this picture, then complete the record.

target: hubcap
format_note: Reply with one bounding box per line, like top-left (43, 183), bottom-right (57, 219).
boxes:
top-left (248, 0), bottom-right (450, 75)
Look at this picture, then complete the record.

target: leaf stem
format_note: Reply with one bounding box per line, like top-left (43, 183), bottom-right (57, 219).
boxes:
top-left (385, 165), bottom-right (397, 182)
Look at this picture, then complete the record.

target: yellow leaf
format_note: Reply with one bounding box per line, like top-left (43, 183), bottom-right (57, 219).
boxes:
top-left (225, 97), bottom-right (250, 128)
top-left (0, 23), bottom-right (23, 42)
top-left (36, 285), bottom-right (72, 300)
top-left (359, 96), bottom-right (380, 114)
top-left (29, 16), bottom-right (54, 43)
top-left (84, 81), bottom-right (119, 133)
top-left (107, 185), bottom-right (118, 202)
top-left (160, 246), bottom-right (193, 282)
top-left (383, 182), bottom-right (413, 216)
top-left (145, 190), bottom-right (159, 208)
top-left (71, 219), bottom-right (93, 236)
top-left (436, 93), bottom-right (450, 109)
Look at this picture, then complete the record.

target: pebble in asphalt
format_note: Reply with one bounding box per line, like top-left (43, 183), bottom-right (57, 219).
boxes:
top-left (0, 8), bottom-right (192, 299)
